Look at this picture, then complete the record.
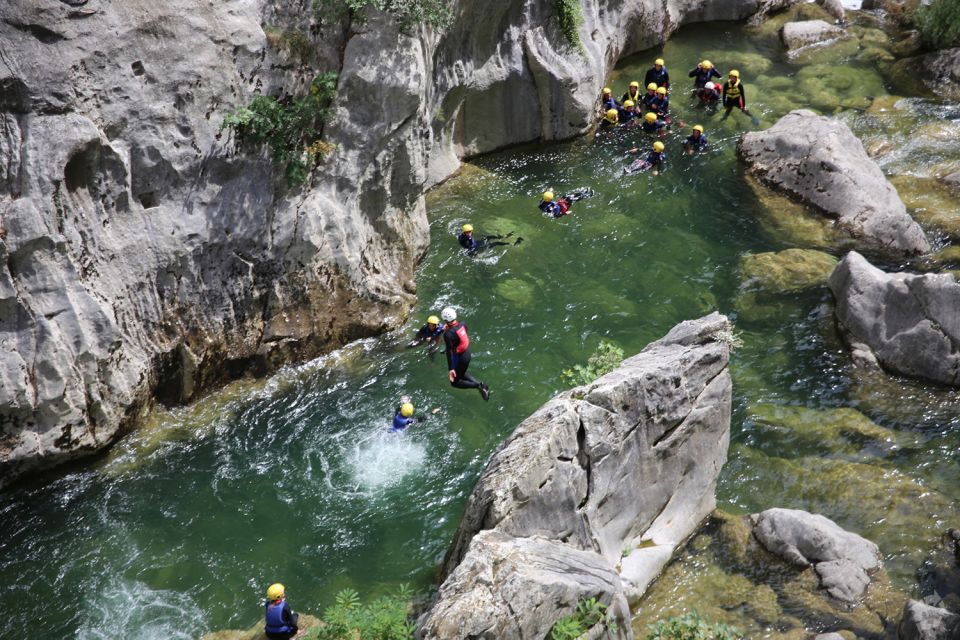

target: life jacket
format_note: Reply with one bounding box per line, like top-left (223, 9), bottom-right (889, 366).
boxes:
top-left (603, 111), bottom-right (618, 124)
top-left (453, 323), bottom-right (469, 354)
top-left (642, 119), bottom-right (661, 133)
top-left (725, 79), bottom-right (741, 98)
top-left (602, 95), bottom-right (617, 110)
top-left (647, 67), bottom-right (668, 86)
top-left (646, 150), bottom-right (665, 166)
top-left (651, 96), bottom-right (669, 114)
top-left (618, 107), bottom-right (635, 123)
top-left (265, 602), bottom-right (293, 635)
top-left (621, 88), bottom-right (641, 104)
top-left (393, 413), bottom-right (413, 431)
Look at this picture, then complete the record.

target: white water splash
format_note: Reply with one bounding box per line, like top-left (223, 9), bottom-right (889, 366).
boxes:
top-left (348, 428), bottom-right (427, 491)
top-left (76, 579), bottom-right (204, 640)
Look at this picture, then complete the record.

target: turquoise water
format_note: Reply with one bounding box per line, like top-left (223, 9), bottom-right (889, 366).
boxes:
top-left (2, 17), bottom-right (959, 639)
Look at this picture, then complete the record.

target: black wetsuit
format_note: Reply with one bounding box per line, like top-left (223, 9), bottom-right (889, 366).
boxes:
top-left (685, 132), bottom-right (708, 152)
top-left (689, 66), bottom-right (721, 88)
top-left (458, 232), bottom-right (512, 256)
top-left (644, 66), bottom-right (670, 90)
top-left (722, 79), bottom-right (746, 110)
top-left (444, 321), bottom-right (481, 390)
top-left (620, 89), bottom-right (643, 106)
top-left (408, 323), bottom-right (442, 348)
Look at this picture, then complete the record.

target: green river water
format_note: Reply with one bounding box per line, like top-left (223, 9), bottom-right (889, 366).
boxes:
top-left (3, 14), bottom-right (960, 640)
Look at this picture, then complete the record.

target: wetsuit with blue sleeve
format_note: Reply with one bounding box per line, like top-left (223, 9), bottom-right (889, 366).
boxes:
top-left (644, 66), bottom-right (670, 90)
top-left (686, 133), bottom-right (708, 152)
top-left (391, 408), bottom-right (416, 432)
top-left (265, 601), bottom-right (299, 640)
top-left (458, 232), bottom-right (478, 252)
top-left (444, 321), bottom-right (481, 390)
top-left (689, 65), bottom-right (721, 88)
top-left (646, 149), bottom-right (666, 172)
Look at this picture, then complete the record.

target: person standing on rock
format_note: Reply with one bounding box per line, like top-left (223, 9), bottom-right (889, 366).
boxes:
top-left (644, 58), bottom-right (670, 92)
top-left (441, 307), bottom-right (490, 401)
top-left (689, 59), bottom-right (721, 89)
top-left (264, 584), bottom-right (299, 640)
top-left (721, 70), bottom-right (760, 125)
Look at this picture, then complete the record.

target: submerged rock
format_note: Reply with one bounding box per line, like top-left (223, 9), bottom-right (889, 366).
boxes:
top-left (828, 251), bottom-right (960, 386)
top-left (418, 314), bottom-right (733, 639)
top-left (889, 175), bottom-right (960, 240)
top-left (734, 248), bottom-right (838, 323)
top-left (782, 20), bottom-right (849, 50)
top-left (739, 110), bottom-right (930, 256)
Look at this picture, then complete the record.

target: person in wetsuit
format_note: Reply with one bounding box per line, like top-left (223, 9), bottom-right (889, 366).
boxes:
top-left (625, 140), bottom-right (666, 175)
top-left (684, 124), bottom-right (708, 154)
top-left (391, 401), bottom-right (422, 432)
top-left (689, 60), bottom-right (721, 89)
top-left (698, 81), bottom-right (721, 109)
top-left (721, 70), bottom-right (758, 124)
top-left (264, 584), bottom-right (299, 640)
top-left (640, 111), bottom-right (666, 136)
top-left (620, 81), bottom-right (642, 107)
top-left (641, 82), bottom-right (659, 112)
top-left (457, 224), bottom-right (520, 256)
top-left (649, 86), bottom-right (671, 125)
top-left (644, 58), bottom-right (670, 91)
top-left (600, 87), bottom-right (619, 114)
top-left (538, 188), bottom-right (595, 218)
top-left (619, 100), bottom-right (637, 124)
top-left (441, 307), bottom-right (490, 401)
top-left (407, 315), bottom-right (443, 350)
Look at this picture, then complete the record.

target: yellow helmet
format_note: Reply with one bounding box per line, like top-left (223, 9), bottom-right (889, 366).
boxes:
top-left (646, 82), bottom-right (658, 91)
top-left (693, 124), bottom-right (704, 133)
top-left (656, 87), bottom-right (667, 95)
top-left (267, 584), bottom-right (285, 601)
top-left (624, 100), bottom-right (635, 108)
top-left (605, 108), bottom-right (618, 121)
top-left (629, 81), bottom-right (640, 88)
top-left (702, 60), bottom-right (713, 69)
top-left (729, 69), bottom-right (740, 78)
top-left (542, 191), bottom-right (554, 202)
top-left (644, 111), bottom-right (657, 123)
top-left (653, 141), bottom-right (665, 152)
top-left (462, 223), bottom-right (473, 232)
top-left (427, 315), bottom-right (439, 325)
top-left (602, 87), bottom-right (611, 94)
top-left (400, 402), bottom-right (414, 417)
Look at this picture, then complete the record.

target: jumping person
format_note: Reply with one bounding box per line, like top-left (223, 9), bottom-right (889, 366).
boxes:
top-left (538, 188), bottom-right (595, 218)
top-left (684, 125), bottom-right (708, 154)
top-left (644, 58), bottom-right (670, 91)
top-left (689, 60), bottom-right (721, 89)
top-left (441, 307), bottom-right (490, 401)
top-left (407, 315), bottom-right (443, 349)
top-left (625, 140), bottom-right (666, 175)
top-left (264, 584), bottom-right (299, 640)
top-left (457, 224), bottom-right (520, 256)
top-left (721, 70), bottom-right (760, 125)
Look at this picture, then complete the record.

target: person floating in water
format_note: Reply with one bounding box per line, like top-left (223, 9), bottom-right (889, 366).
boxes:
top-left (457, 224), bottom-right (520, 256)
top-left (621, 80), bottom-right (642, 107)
top-left (698, 81), bottom-right (721, 109)
top-left (264, 584), bottom-right (299, 640)
top-left (689, 59), bottom-right (721, 89)
top-left (391, 400), bottom-right (418, 432)
top-left (538, 188), bottom-right (595, 218)
top-left (619, 99), bottom-right (637, 124)
top-left (721, 70), bottom-right (760, 125)
top-left (649, 86), bottom-right (672, 126)
top-left (597, 107), bottom-right (619, 134)
top-left (640, 111), bottom-right (666, 137)
top-left (599, 87), bottom-right (619, 114)
top-left (441, 307), bottom-right (490, 401)
top-left (684, 125), bottom-right (708, 155)
top-left (644, 58), bottom-right (670, 92)
top-left (407, 315), bottom-right (443, 351)
top-left (642, 82), bottom-right (659, 112)
top-left (625, 140), bottom-right (666, 176)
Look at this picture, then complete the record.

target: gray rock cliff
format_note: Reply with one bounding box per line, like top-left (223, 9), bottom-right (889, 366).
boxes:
top-left (828, 251), bottom-right (960, 387)
top-left (0, 0), bottom-right (787, 485)
top-left (417, 314), bottom-right (733, 639)
top-left (738, 110), bottom-right (930, 257)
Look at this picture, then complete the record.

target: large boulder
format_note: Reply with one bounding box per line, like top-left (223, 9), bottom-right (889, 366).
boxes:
top-left (752, 508), bottom-right (881, 604)
top-left (899, 600), bottom-right (960, 640)
top-left (890, 48), bottom-right (960, 104)
top-left (828, 251), bottom-right (960, 386)
top-left (417, 314), bottom-right (734, 639)
top-left (738, 110), bottom-right (930, 256)
top-left (782, 20), bottom-right (848, 50)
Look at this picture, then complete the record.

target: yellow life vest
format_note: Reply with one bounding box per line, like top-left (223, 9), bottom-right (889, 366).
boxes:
top-left (725, 79), bottom-right (741, 98)
top-left (604, 111), bottom-right (618, 124)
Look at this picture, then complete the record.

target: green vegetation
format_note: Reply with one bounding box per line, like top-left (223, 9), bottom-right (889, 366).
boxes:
top-left (549, 597), bottom-right (619, 640)
top-left (221, 73), bottom-right (338, 186)
top-left (561, 339), bottom-right (624, 387)
top-left (314, 0), bottom-right (453, 30)
top-left (645, 611), bottom-right (741, 640)
top-left (263, 25), bottom-right (314, 62)
top-left (914, 0), bottom-right (960, 50)
top-left (302, 586), bottom-right (414, 640)
top-left (554, 0), bottom-right (584, 50)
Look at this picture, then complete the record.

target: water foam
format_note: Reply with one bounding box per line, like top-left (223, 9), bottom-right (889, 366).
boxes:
top-left (76, 578), bottom-right (204, 640)
top-left (348, 427), bottom-right (427, 491)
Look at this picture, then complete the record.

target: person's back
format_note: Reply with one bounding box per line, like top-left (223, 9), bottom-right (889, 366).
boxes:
top-left (264, 584), bottom-right (298, 640)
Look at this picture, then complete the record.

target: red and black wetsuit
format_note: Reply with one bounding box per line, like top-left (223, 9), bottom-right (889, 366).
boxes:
top-left (443, 321), bottom-right (481, 390)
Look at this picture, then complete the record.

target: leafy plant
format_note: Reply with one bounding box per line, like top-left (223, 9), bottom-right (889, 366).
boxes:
top-left (913, 0), bottom-right (960, 50)
top-left (550, 597), bottom-right (619, 640)
top-left (314, 0), bottom-right (453, 31)
top-left (221, 73), bottom-right (338, 186)
top-left (645, 611), bottom-right (741, 640)
top-left (302, 585), bottom-right (415, 640)
top-left (554, 0), bottom-right (584, 50)
top-left (263, 25), bottom-right (314, 62)
top-left (561, 339), bottom-right (624, 387)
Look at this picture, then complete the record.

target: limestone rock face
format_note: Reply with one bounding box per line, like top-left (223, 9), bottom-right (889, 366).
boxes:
top-left (897, 48), bottom-right (960, 104)
top-left (417, 314), bottom-right (733, 639)
top-left (738, 110), bottom-right (930, 256)
top-left (782, 20), bottom-right (848, 50)
top-left (828, 251), bottom-right (960, 386)
top-left (0, 0), bottom-right (793, 485)
top-left (899, 600), bottom-right (960, 640)
top-left (752, 508), bottom-right (881, 604)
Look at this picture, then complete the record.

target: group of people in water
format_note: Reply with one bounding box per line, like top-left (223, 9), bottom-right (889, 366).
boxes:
top-left (261, 56), bottom-right (762, 634)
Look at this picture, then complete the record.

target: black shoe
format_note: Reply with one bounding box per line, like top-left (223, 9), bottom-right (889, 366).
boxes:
top-left (479, 383), bottom-right (490, 401)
